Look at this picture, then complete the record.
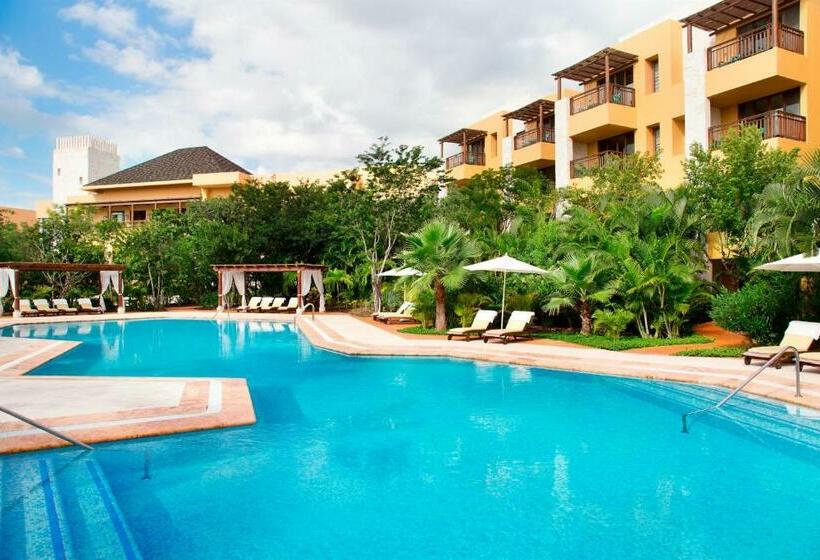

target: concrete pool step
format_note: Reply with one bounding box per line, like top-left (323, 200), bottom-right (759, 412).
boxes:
top-left (611, 378), bottom-right (820, 449)
top-left (0, 456), bottom-right (142, 559)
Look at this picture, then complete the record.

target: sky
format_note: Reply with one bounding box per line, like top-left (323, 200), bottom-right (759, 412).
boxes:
top-left (0, 0), bottom-right (709, 208)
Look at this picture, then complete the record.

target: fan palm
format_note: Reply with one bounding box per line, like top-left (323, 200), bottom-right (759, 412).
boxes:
top-left (401, 220), bottom-right (480, 330)
top-left (543, 254), bottom-right (616, 334)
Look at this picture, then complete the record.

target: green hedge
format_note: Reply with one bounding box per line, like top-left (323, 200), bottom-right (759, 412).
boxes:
top-left (675, 346), bottom-right (747, 358)
top-left (533, 333), bottom-right (711, 351)
top-left (710, 274), bottom-right (800, 345)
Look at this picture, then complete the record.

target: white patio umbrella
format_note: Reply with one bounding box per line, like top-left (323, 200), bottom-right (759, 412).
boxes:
top-left (377, 267), bottom-right (423, 310)
top-left (464, 254), bottom-right (547, 328)
top-left (756, 253), bottom-right (820, 272)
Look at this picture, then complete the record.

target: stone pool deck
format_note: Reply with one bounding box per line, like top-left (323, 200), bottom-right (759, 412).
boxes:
top-left (0, 310), bottom-right (817, 454)
top-left (297, 314), bottom-right (820, 412)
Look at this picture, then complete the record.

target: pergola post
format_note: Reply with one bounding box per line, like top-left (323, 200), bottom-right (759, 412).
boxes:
top-left (538, 102), bottom-right (544, 143)
top-left (686, 23), bottom-right (693, 53)
top-left (118, 273), bottom-right (125, 313)
top-left (604, 51), bottom-right (610, 104)
top-left (461, 130), bottom-right (467, 164)
top-left (217, 271), bottom-right (223, 310)
top-left (440, 142), bottom-right (444, 159)
top-left (772, 0), bottom-right (779, 47)
top-left (296, 266), bottom-right (303, 310)
top-left (12, 268), bottom-right (19, 317)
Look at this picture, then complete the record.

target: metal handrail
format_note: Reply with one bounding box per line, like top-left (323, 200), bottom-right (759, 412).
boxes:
top-left (681, 346), bottom-right (802, 433)
top-left (300, 303), bottom-right (316, 321)
top-left (0, 404), bottom-right (93, 450)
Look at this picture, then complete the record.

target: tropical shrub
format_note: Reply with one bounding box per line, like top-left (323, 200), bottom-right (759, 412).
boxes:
top-left (710, 274), bottom-right (800, 344)
top-left (411, 288), bottom-right (436, 328)
top-left (592, 308), bottom-right (634, 339)
top-left (542, 254), bottom-right (616, 335)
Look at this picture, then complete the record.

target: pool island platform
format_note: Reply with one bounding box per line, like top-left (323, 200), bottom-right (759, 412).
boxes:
top-left (0, 310), bottom-right (817, 454)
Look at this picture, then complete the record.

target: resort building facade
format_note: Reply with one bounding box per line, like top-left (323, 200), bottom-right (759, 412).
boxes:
top-left (41, 138), bottom-right (347, 223)
top-left (440, 0), bottom-right (819, 190)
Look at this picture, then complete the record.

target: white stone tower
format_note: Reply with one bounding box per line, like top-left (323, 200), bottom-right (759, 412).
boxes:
top-left (52, 136), bottom-right (120, 204)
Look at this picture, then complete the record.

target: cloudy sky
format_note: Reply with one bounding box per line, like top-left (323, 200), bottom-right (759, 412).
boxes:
top-left (0, 0), bottom-right (708, 207)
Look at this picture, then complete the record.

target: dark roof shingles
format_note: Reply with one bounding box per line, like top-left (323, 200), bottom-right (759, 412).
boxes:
top-left (86, 146), bottom-right (250, 186)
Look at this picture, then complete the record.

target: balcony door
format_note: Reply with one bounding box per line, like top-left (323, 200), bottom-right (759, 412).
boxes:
top-left (598, 132), bottom-right (635, 155)
top-left (738, 88), bottom-right (801, 119)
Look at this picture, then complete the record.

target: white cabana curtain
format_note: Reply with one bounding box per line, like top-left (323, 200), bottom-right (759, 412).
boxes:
top-left (0, 268), bottom-right (15, 317)
top-left (220, 271), bottom-right (246, 309)
top-left (99, 270), bottom-right (122, 313)
top-left (299, 269), bottom-right (325, 312)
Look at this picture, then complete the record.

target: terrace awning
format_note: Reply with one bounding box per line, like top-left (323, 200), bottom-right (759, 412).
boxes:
top-left (503, 99), bottom-right (555, 123)
top-left (755, 253), bottom-right (820, 272)
top-left (681, 0), bottom-right (778, 33)
top-left (0, 262), bottom-right (126, 317)
top-left (438, 128), bottom-right (487, 145)
top-left (552, 47), bottom-right (638, 83)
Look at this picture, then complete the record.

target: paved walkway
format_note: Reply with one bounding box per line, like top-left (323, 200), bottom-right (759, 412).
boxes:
top-left (298, 314), bottom-right (820, 411)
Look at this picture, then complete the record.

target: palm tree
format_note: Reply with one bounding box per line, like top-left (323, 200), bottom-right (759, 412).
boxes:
top-left (323, 268), bottom-right (354, 301)
top-left (401, 220), bottom-right (480, 330)
top-left (543, 254), bottom-right (616, 334)
top-left (747, 149), bottom-right (820, 258)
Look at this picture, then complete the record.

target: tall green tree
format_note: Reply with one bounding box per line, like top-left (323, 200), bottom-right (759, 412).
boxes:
top-left (335, 138), bottom-right (443, 311)
top-left (401, 220), bottom-right (479, 330)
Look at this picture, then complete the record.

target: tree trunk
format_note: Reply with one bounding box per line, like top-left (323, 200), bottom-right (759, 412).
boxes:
top-left (371, 270), bottom-right (382, 312)
top-left (434, 278), bottom-right (447, 331)
top-left (579, 302), bottom-right (592, 335)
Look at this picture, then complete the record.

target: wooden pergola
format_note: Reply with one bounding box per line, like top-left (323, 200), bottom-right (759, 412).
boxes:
top-left (552, 47), bottom-right (638, 98)
top-left (438, 128), bottom-right (487, 158)
top-left (211, 263), bottom-right (327, 310)
top-left (680, 0), bottom-right (785, 52)
top-left (0, 262), bottom-right (126, 316)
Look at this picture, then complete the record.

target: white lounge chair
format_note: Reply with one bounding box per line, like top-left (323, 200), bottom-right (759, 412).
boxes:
top-left (276, 297), bottom-right (298, 313)
top-left (482, 311), bottom-right (536, 344)
top-left (238, 296), bottom-right (262, 312)
top-left (447, 310), bottom-right (498, 341)
top-left (257, 297), bottom-right (282, 312)
top-left (743, 321), bottom-right (820, 368)
top-left (373, 301), bottom-right (411, 320)
top-left (53, 298), bottom-right (78, 314)
top-left (376, 303), bottom-right (417, 324)
top-left (32, 299), bottom-right (60, 315)
top-left (77, 298), bottom-right (104, 314)
top-left (18, 299), bottom-right (40, 317)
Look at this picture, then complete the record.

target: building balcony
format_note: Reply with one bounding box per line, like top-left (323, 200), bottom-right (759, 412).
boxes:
top-left (445, 151), bottom-right (485, 170)
top-left (570, 150), bottom-right (624, 179)
top-left (709, 110), bottom-right (806, 146)
top-left (568, 85), bottom-right (637, 143)
top-left (511, 129), bottom-right (556, 169)
top-left (705, 24), bottom-right (807, 105)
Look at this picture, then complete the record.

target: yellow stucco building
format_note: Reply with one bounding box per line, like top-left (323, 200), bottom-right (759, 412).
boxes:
top-left (440, 0), bottom-right (818, 192)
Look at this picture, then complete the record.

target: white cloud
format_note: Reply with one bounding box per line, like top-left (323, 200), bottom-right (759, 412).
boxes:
top-left (0, 146), bottom-right (25, 159)
top-left (0, 48), bottom-right (55, 96)
top-left (18, 0), bottom-right (703, 177)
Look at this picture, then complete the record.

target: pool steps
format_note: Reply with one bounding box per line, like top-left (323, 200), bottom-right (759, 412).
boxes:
top-left (0, 456), bottom-right (142, 559)
top-left (611, 378), bottom-right (820, 449)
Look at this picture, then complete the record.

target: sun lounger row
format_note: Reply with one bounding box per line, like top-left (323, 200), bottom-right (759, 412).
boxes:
top-left (17, 298), bottom-right (103, 317)
top-left (448, 310), bottom-right (535, 344)
top-left (743, 320), bottom-right (820, 369)
top-left (236, 296), bottom-right (299, 313)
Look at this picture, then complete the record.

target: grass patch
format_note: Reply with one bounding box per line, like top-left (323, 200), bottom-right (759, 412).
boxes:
top-left (399, 326), bottom-right (448, 335)
top-left (532, 332), bottom-right (712, 351)
top-left (675, 346), bottom-right (747, 358)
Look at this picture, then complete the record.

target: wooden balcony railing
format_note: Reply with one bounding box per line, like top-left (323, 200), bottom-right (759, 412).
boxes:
top-left (708, 110), bottom-right (806, 146)
top-left (570, 84), bottom-right (635, 115)
top-left (570, 150), bottom-right (624, 178)
top-left (707, 24), bottom-right (804, 70)
top-left (513, 127), bottom-right (556, 150)
top-left (445, 151), bottom-right (486, 170)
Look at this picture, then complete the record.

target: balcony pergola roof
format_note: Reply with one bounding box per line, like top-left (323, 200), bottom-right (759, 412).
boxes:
top-left (681, 0), bottom-right (777, 33)
top-left (438, 128), bottom-right (487, 145)
top-left (552, 48), bottom-right (638, 83)
top-left (503, 99), bottom-right (555, 122)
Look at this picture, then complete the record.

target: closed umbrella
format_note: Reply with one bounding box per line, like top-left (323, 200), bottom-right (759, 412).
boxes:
top-left (756, 253), bottom-right (820, 272)
top-left (464, 254), bottom-right (547, 328)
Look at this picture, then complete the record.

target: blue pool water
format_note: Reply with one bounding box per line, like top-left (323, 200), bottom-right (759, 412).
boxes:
top-left (1, 319), bottom-right (818, 559)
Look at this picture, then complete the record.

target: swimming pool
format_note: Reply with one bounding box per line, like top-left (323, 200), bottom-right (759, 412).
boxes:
top-left (1, 319), bottom-right (818, 559)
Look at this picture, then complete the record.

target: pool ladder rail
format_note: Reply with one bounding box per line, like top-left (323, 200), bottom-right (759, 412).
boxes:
top-left (298, 303), bottom-right (316, 321)
top-left (0, 404), bottom-right (93, 450)
top-left (681, 346), bottom-right (802, 433)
